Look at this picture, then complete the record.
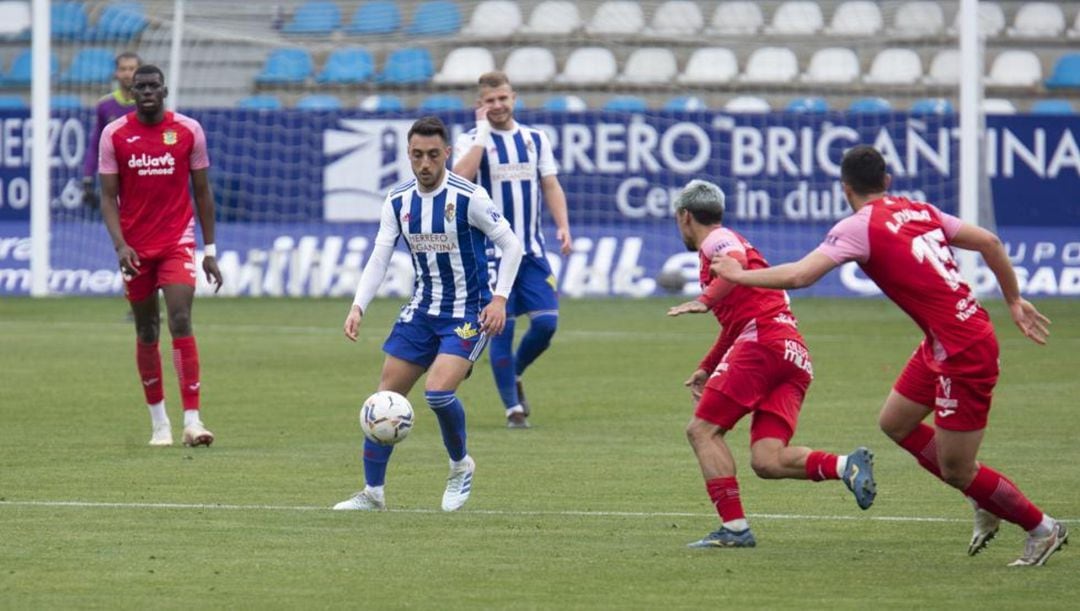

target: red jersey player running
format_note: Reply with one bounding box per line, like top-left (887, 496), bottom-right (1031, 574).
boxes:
top-left (99, 65), bottom-right (223, 448)
top-left (714, 146), bottom-right (1065, 567)
top-left (667, 180), bottom-right (876, 548)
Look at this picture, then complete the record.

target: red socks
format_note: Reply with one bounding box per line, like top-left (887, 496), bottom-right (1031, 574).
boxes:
top-left (705, 476), bottom-right (745, 523)
top-left (805, 451), bottom-right (841, 481)
top-left (963, 465), bottom-right (1044, 531)
top-left (136, 341), bottom-right (164, 405)
top-left (171, 336), bottom-right (201, 411)
top-left (897, 423), bottom-right (943, 479)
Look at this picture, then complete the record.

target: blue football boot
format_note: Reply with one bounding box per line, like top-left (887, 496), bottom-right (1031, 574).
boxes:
top-left (843, 447), bottom-right (877, 510)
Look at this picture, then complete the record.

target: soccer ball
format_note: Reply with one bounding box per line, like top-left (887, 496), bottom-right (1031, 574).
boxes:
top-left (360, 391), bottom-right (414, 445)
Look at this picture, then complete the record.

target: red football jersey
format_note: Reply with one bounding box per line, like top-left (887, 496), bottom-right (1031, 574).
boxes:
top-left (819, 196), bottom-right (993, 360)
top-left (99, 111), bottom-right (209, 255)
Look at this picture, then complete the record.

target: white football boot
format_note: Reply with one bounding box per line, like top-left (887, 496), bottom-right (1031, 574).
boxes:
top-left (148, 423), bottom-right (173, 447)
top-left (968, 508), bottom-right (1001, 556)
top-left (1009, 521), bottom-right (1069, 567)
top-left (441, 455), bottom-right (476, 512)
top-left (333, 489), bottom-right (386, 511)
top-left (182, 422), bottom-right (215, 447)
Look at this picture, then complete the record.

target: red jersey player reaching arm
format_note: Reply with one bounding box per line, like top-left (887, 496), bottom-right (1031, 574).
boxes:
top-left (713, 145), bottom-right (1065, 567)
top-left (667, 180), bottom-right (877, 549)
top-left (99, 65), bottom-right (223, 448)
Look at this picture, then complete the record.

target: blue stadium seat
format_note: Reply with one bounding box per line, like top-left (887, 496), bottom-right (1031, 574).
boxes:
top-left (408, 1), bottom-right (462, 36)
top-left (345, 1), bottom-right (401, 35)
top-left (283, 1), bottom-right (341, 35)
top-left (540, 95), bottom-right (587, 112)
top-left (359, 94), bottom-right (405, 111)
top-left (6, 49), bottom-right (59, 85)
top-left (418, 94), bottom-right (464, 111)
top-left (51, 94), bottom-right (82, 109)
top-left (0, 95), bottom-right (26, 109)
top-left (236, 95), bottom-right (283, 110)
top-left (296, 94), bottom-right (342, 110)
top-left (603, 96), bottom-right (648, 112)
top-left (910, 98), bottom-right (954, 114)
top-left (848, 97), bottom-right (893, 113)
top-left (1045, 53), bottom-right (1080, 89)
top-left (664, 96), bottom-right (707, 111)
top-left (255, 48), bottom-right (314, 84)
top-left (787, 97), bottom-right (829, 113)
top-left (316, 48), bottom-right (375, 84)
top-left (378, 48), bottom-right (433, 84)
top-left (51, 2), bottom-right (88, 39)
top-left (1030, 99), bottom-right (1075, 115)
top-left (87, 2), bottom-right (149, 40)
top-left (60, 48), bottom-right (114, 84)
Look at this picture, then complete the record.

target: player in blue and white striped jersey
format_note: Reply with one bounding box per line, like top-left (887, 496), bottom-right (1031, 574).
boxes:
top-left (334, 116), bottom-right (523, 513)
top-left (453, 71), bottom-right (572, 429)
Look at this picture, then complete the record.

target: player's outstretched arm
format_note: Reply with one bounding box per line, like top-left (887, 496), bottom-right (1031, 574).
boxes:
top-left (951, 223), bottom-right (1051, 344)
top-left (346, 195), bottom-right (400, 341)
top-left (191, 168), bottom-right (222, 293)
top-left (450, 107), bottom-right (489, 181)
top-left (540, 175), bottom-right (572, 255)
top-left (99, 173), bottom-right (139, 279)
top-left (713, 251), bottom-right (837, 290)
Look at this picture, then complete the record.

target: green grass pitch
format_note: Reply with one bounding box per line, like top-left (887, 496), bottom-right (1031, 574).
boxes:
top-left (1, 296), bottom-right (1077, 608)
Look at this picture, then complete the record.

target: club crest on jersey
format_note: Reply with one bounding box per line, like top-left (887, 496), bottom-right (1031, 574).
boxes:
top-left (162, 129), bottom-right (177, 145)
top-left (444, 202), bottom-right (456, 222)
top-left (454, 322), bottom-right (478, 340)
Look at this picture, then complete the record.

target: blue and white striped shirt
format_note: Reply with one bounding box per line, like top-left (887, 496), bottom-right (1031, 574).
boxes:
top-left (454, 122), bottom-right (558, 259)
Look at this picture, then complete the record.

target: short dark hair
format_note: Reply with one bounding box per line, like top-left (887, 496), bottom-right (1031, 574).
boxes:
top-left (115, 52), bottom-right (141, 68)
top-left (478, 71), bottom-right (511, 90)
top-left (133, 64), bottom-right (165, 82)
top-left (407, 116), bottom-right (450, 145)
top-left (840, 145), bottom-right (888, 195)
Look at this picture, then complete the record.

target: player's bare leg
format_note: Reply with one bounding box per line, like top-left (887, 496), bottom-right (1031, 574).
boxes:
top-left (130, 291), bottom-right (170, 446)
top-left (162, 284), bottom-right (212, 447)
top-left (426, 354), bottom-right (476, 511)
top-left (685, 417), bottom-right (755, 548)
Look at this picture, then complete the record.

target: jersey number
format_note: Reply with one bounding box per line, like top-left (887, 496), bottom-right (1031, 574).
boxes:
top-left (910, 229), bottom-right (962, 291)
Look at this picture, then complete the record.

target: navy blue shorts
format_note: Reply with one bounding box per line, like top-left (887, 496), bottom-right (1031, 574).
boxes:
top-left (382, 309), bottom-right (489, 369)
top-left (494, 255), bottom-right (559, 318)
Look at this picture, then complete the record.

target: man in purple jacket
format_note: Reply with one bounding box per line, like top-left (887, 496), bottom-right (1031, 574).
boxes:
top-left (83, 52), bottom-right (141, 208)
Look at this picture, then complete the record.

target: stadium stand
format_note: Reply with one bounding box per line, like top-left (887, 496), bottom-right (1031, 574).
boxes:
top-left (418, 92), bottom-right (465, 109)
top-left (983, 97), bottom-right (1018, 113)
top-left (924, 50), bottom-right (961, 85)
top-left (51, 1), bottom-right (88, 40)
top-left (787, 96), bottom-right (830, 112)
top-left (603, 95), bottom-right (648, 111)
top-left (5, 49), bottom-right (57, 85)
top-left (618, 48), bottom-right (677, 84)
top-left (677, 47), bottom-right (738, 85)
top-left (255, 48), bottom-right (314, 85)
top-left (345, 1), bottom-right (401, 35)
top-left (237, 94), bottom-right (284, 110)
top-left (801, 47), bottom-right (860, 84)
top-left (316, 48), bottom-right (375, 84)
top-left (522, 1), bottom-right (580, 35)
top-left (1030, 98), bottom-right (1074, 114)
top-left (863, 48), bottom-right (923, 85)
top-left (740, 47), bottom-right (798, 84)
top-left (1008, 2), bottom-right (1065, 38)
top-left (848, 96), bottom-right (893, 113)
top-left (558, 47), bottom-right (618, 84)
top-left (648, 1), bottom-right (704, 36)
top-left (283, 1), bottom-right (342, 35)
top-left (825, 1), bottom-right (883, 36)
top-left (910, 97), bottom-right (955, 114)
top-left (541, 94), bottom-right (587, 111)
top-left (949, 1), bottom-right (1006, 37)
top-left (60, 48), bottom-right (114, 85)
top-left (359, 93), bottom-right (405, 110)
top-left (986, 50), bottom-right (1043, 88)
top-left (462, 1), bottom-right (522, 38)
top-left (0, 93), bottom-right (25, 108)
top-left (725, 95), bottom-right (771, 112)
top-left (1045, 53), bottom-right (1080, 89)
top-left (407, 0), bottom-right (463, 36)
top-left (585, 1), bottom-right (644, 36)
top-left (708, 2), bottom-right (763, 35)
top-left (433, 46), bottom-right (495, 84)
top-left (86, 2), bottom-right (150, 41)
top-left (0, 1), bottom-right (30, 38)
top-left (890, 1), bottom-right (946, 37)
top-left (377, 47), bottom-right (434, 84)
top-left (663, 95), bottom-right (707, 111)
top-left (766, 1), bottom-right (825, 35)
top-left (50, 93), bottom-right (83, 109)
top-left (502, 46), bottom-right (556, 85)
top-left (296, 93), bottom-right (343, 109)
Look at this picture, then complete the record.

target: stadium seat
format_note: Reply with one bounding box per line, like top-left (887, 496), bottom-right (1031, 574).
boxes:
top-left (50, 94), bottom-right (82, 109)
top-left (6, 49), bottom-right (58, 85)
top-left (557, 47), bottom-right (617, 84)
top-left (1045, 53), bottom-right (1080, 89)
top-left (1070, 10), bottom-right (1080, 39)
top-left (725, 96), bottom-right (771, 112)
top-left (801, 47), bottom-right (860, 84)
top-left (408, 1), bottom-right (462, 36)
top-left (316, 48), bottom-right (375, 84)
top-left (461, 1), bottom-right (522, 38)
top-left (433, 47), bottom-right (495, 85)
top-left (786, 96), bottom-right (829, 112)
top-left (51, 1), bottom-right (88, 39)
top-left (985, 51), bottom-right (1042, 88)
top-left (648, 1), bottom-right (704, 36)
top-left (765, 1), bottom-right (824, 35)
top-left (824, 1), bottom-right (882, 36)
top-left (541, 95), bottom-right (587, 112)
top-left (60, 48), bottom-right (114, 84)
top-left (255, 48), bottom-right (313, 84)
top-left (603, 96), bottom-right (648, 112)
top-left (864, 48), bottom-right (923, 85)
top-left (359, 94), bottom-right (405, 111)
top-left (378, 48), bottom-right (434, 84)
top-left (619, 48), bottom-right (677, 84)
top-left (1030, 99), bottom-right (1075, 114)
top-left (0, 2), bottom-right (30, 38)
top-left (949, 2), bottom-right (1005, 38)
top-left (677, 47), bottom-right (738, 84)
top-left (848, 97), bottom-right (892, 113)
top-left (296, 94), bottom-right (342, 110)
top-left (707, 2), bottom-right (763, 35)
top-left (86, 2), bottom-right (149, 40)
top-left (236, 94), bottom-right (283, 110)
top-left (1008, 2), bottom-right (1065, 38)
top-left (283, 1), bottom-right (341, 35)
top-left (664, 96), bottom-right (707, 111)
top-left (522, 1), bottom-right (581, 35)
top-left (419, 94), bottom-right (465, 111)
top-left (345, 1), bottom-right (401, 35)
top-left (982, 98), bottom-right (1017, 114)
top-left (740, 47), bottom-right (798, 84)
top-left (910, 98), bottom-right (954, 114)
top-left (923, 49), bottom-right (960, 85)
top-left (890, 1), bottom-right (945, 37)
top-left (0, 94), bottom-right (26, 108)
top-left (502, 47), bottom-right (556, 85)
top-left (586, 1), bottom-right (644, 36)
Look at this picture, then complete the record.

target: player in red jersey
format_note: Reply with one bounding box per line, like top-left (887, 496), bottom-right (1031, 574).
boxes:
top-left (714, 146), bottom-right (1065, 566)
top-left (667, 180), bottom-right (877, 549)
top-left (99, 65), bottom-right (223, 448)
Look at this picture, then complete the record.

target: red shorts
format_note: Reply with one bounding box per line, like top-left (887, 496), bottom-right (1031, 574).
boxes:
top-left (124, 243), bottom-right (196, 302)
top-left (893, 334), bottom-right (1000, 432)
top-left (695, 339), bottom-right (813, 444)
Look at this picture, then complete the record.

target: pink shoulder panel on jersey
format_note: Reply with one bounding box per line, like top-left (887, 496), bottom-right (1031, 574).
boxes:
top-left (97, 115), bottom-right (129, 174)
top-left (816, 206), bottom-right (872, 264)
top-left (174, 113), bottom-right (210, 170)
top-left (926, 203), bottom-right (963, 240)
top-left (699, 227), bottom-right (745, 259)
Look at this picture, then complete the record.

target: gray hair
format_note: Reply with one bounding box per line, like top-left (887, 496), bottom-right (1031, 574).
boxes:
top-left (673, 179), bottom-right (725, 224)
